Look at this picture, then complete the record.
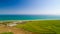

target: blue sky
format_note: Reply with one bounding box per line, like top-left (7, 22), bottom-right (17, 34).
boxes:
top-left (0, 0), bottom-right (60, 15)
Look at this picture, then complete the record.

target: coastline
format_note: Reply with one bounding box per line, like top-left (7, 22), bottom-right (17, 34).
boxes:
top-left (0, 19), bottom-right (60, 34)
top-left (0, 19), bottom-right (60, 22)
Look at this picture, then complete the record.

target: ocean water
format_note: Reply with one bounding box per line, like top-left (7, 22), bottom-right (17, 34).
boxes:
top-left (0, 15), bottom-right (60, 20)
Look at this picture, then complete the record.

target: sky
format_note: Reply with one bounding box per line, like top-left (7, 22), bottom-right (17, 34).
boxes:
top-left (0, 0), bottom-right (60, 15)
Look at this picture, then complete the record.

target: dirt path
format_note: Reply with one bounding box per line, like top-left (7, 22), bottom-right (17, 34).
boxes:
top-left (8, 27), bottom-right (33, 34)
top-left (0, 26), bottom-right (33, 34)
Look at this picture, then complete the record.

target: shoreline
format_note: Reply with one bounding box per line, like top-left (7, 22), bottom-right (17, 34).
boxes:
top-left (0, 19), bottom-right (60, 22)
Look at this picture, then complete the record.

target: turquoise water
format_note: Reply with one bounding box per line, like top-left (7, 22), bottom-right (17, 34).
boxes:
top-left (0, 15), bottom-right (60, 20)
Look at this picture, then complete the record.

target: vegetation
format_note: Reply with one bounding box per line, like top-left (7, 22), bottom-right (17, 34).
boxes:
top-left (16, 20), bottom-right (60, 34)
top-left (1, 32), bottom-right (13, 34)
top-left (0, 21), bottom-right (13, 26)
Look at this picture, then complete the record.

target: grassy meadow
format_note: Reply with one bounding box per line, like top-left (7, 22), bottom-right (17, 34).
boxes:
top-left (1, 32), bottom-right (13, 34)
top-left (16, 20), bottom-right (60, 34)
top-left (0, 20), bottom-right (60, 34)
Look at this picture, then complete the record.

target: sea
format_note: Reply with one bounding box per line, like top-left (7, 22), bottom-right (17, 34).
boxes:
top-left (0, 15), bottom-right (60, 21)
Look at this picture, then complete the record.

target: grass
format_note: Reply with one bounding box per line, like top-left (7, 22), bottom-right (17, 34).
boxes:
top-left (1, 32), bottom-right (13, 34)
top-left (16, 20), bottom-right (60, 34)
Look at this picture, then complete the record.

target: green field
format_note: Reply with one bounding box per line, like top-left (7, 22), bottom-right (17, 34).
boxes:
top-left (1, 32), bottom-right (13, 34)
top-left (16, 20), bottom-right (60, 34)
